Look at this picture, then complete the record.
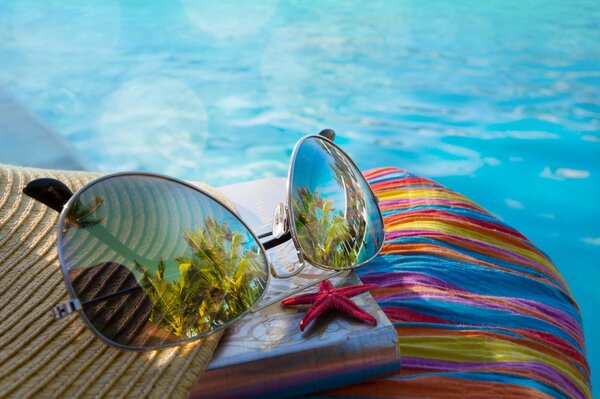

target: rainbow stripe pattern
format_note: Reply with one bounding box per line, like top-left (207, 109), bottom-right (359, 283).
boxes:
top-left (318, 167), bottom-right (591, 398)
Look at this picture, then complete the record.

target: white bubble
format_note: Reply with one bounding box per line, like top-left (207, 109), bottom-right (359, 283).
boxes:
top-left (483, 157), bottom-right (501, 166)
top-left (180, 0), bottom-right (278, 37)
top-left (582, 135), bottom-right (600, 142)
top-left (541, 166), bottom-right (591, 180)
top-left (582, 237), bottom-right (600, 246)
top-left (98, 77), bottom-right (208, 178)
top-left (12, 0), bottom-right (120, 59)
top-left (504, 198), bottom-right (525, 210)
top-left (555, 168), bottom-right (590, 179)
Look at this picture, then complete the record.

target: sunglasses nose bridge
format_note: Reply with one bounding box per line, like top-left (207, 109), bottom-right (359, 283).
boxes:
top-left (268, 249), bottom-right (306, 279)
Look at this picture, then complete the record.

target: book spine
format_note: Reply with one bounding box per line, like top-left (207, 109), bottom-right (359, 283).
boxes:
top-left (193, 326), bottom-right (400, 399)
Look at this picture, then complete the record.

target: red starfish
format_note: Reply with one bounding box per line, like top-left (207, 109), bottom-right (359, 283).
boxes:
top-left (281, 279), bottom-right (378, 331)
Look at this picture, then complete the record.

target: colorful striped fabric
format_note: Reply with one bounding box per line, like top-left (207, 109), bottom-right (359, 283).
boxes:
top-left (315, 167), bottom-right (591, 399)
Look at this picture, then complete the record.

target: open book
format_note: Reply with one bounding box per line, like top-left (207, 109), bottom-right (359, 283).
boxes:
top-left (192, 178), bottom-right (400, 399)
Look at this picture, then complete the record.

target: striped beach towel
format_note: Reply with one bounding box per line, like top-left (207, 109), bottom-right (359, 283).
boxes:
top-left (315, 167), bottom-right (591, 398)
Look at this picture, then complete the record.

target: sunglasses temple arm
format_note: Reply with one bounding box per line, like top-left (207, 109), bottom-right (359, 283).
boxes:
top-left (79, 285), bottom-right (142, 307)
top-left (49, 223), bottom-right (160, 313)
top-left (23, 178), bottom-right (74, 213)
top-left (54, 284), bottom-right (145, 319)
top-left (259, 231), bottom-right (292, 250)
top-left (250, 270), bottom-right (346, 313)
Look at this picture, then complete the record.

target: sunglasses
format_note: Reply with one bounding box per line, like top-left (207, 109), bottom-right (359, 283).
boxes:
top-left (24, 130), bottom-right (385, 350)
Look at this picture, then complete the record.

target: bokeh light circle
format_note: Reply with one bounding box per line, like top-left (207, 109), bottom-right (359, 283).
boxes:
top-left (180, 0), bottom-right (278, 37)
top-left (97, 77), bottom-right (208, 178)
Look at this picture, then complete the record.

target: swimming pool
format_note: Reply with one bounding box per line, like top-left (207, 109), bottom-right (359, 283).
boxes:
top-left (0, 0), bottom-right (598, 388)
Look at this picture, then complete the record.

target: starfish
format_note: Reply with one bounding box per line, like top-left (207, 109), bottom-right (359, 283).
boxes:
top-left (281, 279), bottom-right (378, 331)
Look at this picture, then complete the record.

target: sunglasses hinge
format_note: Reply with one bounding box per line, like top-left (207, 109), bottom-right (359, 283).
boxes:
top-left (52, 298), bottom-right (82, 320)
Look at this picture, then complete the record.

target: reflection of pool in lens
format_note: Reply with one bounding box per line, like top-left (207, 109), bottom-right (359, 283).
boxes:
top-left (290, 136), bottom-right (384, 270)
top-left (60, 175), bottom-right (269, 348)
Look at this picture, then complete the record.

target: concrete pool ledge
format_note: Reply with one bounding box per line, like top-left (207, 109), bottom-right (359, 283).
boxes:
top-left (0, 89), bottom-right (84, 171)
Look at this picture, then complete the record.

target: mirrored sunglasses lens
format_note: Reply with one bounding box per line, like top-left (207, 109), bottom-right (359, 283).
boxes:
top-left (290, 136), bottom-right (384, 270)
top-left (59, 175), bottom-right (269, 349)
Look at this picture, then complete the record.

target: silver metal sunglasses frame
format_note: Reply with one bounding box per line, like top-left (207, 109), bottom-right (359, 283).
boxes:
top-left (54, 171), bottom-right (273, 351)
top-left (44, 131), bottom-right (384, 350)
top-left (252, 133), bottom-right (385, 309)
top-left (285, 133), bottom-right (384, 271)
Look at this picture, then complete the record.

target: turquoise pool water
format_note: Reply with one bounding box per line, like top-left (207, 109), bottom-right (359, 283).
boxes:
top-left (0, 0), bottom-right (598, 387)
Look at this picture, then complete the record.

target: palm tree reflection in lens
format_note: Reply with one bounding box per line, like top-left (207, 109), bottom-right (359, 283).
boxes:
top-left (135, 217), bottom-right (267, 339)
top-left (293, 188), bottom-right (358, 269)
top-left (64, 196), bottom-right (105, 229)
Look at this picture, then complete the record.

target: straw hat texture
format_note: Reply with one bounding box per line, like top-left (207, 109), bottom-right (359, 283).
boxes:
top-left (0, 164), bottom-right (225, 398)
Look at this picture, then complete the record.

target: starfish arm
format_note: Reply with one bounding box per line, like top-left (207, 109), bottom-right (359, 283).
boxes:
top-left (318, 279), bottom-right (334, 291)
top-left (331, 295), bottom-right (377, 325)
top-left (282, 279), bottom-right (378, 331)
top-left (281, 292), bottom-right (318, 306)
top-left (336, 283), bottom-right (378, 298)
top-left (299, 296), bottom-right (330, 331)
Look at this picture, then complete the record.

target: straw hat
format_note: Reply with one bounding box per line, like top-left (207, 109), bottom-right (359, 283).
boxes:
top-left (0, 164), bottom-right (225, 398)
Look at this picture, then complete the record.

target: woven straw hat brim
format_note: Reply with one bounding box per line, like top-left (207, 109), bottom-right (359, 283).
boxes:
top-left (0, 164), bottom-right (224, 399)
